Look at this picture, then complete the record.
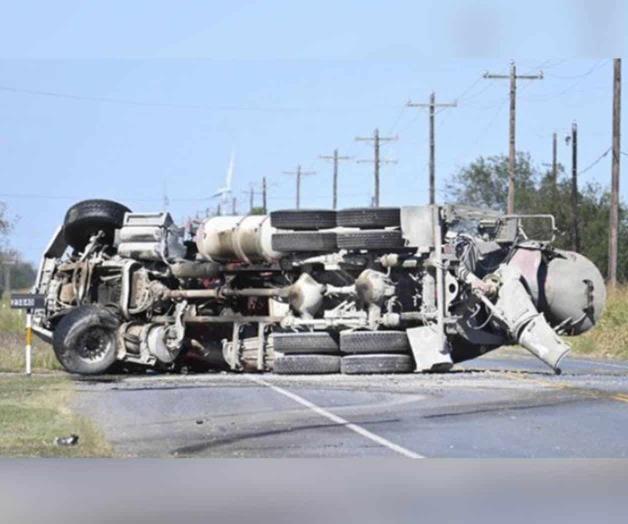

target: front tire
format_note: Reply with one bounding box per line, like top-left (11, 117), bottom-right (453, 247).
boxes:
top-left (53, 305), bottom-right (120, 375)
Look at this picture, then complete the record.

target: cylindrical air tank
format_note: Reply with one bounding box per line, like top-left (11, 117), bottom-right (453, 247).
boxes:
top-left (195, 215), bottom-right (280, 263)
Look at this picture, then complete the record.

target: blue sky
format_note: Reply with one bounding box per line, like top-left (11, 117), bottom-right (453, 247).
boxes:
top-left (0, 1), bottom-right (626, 262)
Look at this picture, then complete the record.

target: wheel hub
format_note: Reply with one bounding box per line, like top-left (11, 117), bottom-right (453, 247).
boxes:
top-left (77, 327), bottom-right (112, 361)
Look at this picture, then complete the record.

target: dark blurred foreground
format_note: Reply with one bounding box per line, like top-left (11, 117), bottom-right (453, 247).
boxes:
top-left (0, 461), bottom-right (627, 524)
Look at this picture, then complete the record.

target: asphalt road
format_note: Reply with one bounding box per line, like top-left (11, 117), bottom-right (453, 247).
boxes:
top-left (72, 351), bottom-right (628, 458)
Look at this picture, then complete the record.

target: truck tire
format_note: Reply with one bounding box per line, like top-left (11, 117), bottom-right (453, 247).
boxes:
top-left (341, 354), bottom-right (414, 374)
top-left (273, 332), bottom-right (339, 354)
top-left (337, 207), bottom-right (400, 229)
top-left (336, 230), bottom-right (404, 250)
top-left (270, 210), bottom-right (336, 230)
top-left (64, 199), bottom-right (131, 251)
top-left (52, 305), bottom-right (120, 375)
top-left (340, 330), bottom-right (411, 354)
top-left (273, 355), bottom-right (341, 374)
top-left (272, 232), bottom-right (337, 252)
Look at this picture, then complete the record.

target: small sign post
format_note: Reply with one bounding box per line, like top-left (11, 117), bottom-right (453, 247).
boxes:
top-left (10, 293), bottom-right (45, 376)
top-left (25, 311), bottom-right (32, 376)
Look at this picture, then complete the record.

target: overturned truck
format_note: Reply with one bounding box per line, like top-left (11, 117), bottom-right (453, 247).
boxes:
top-left (32, 199), bottom-right (606, 376)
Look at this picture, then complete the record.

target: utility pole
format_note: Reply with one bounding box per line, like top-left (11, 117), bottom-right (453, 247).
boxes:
top-left (542, 132), bottom-right (559, 215)
top-left (551, 131), bottom-right (559, 214)
top-left (356, 128), bottom-right (397, 207)
top-left (162, 180), bottom-right (170, 211)
top-left (609, 58), bottom-right (622, 287)
top-left (262, 177), bottom-right (268, 214)
top-left (484, 61), bottom-right (543, 214)
top-left (319, 149), bottom-right (351, 209)
top-left (232, 197), bottom-right (237, 215)
top-left (407, 92), bottom-right (457, 204)
top-left (283, 165), bottom-right (316, 209)
top-left (570, 122), bottom-right (580, 252)
top-left (241, 184), bottom-right (258, 214)
top-left (552, 132), bottom-right (558, 191)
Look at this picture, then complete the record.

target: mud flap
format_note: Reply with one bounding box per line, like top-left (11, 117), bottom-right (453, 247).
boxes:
top-left (407, 326), bottom-right (453, 372)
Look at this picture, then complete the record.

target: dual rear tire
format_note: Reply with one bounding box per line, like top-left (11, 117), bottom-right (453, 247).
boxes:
top-left (269, 208), bottom-right (401, 230)
top-left (272, 330), bottom-right (416, 375)
top-left (273, 332), bottom-right (341, 375)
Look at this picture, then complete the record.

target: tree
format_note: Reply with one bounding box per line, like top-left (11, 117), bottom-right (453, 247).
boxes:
top-left (0, 201), bottom-right (37, 296)
top-left (250, 206), bottom-right (266, 216)
top-left (0, 202), bottom-right (10, 239)
top-left (446, 152), bottom-right (540, 212)
top-left (446, 153), bottom-right (628, 281)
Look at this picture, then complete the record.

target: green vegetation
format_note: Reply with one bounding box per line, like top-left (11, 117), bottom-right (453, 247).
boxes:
top-left (0, 298), bottom-right (60, 372)
top-left (569, 285), bottom-right (628, 360)
top-left (0, 375), bottom-right (111, 457)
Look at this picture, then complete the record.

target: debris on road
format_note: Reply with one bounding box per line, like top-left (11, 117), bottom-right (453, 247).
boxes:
top-left (54, 434), bottom-right (79, 447)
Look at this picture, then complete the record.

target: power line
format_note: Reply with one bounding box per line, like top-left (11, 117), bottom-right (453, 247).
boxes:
top-left (387, 73), bottom-right (484, 136)
top-left (455, 76), bottom-right (484, 101)
top-left (544, 60), bottom-right (609, 80)
top-left (0, 192), bottom-right (224, 203)
top-left (0, 84), bottom-right (402, 113)
top-left (386, 104), bottom-right (408, 135)
top-left (521, 59), bottom-right (610, 102)
top-left (578, 147), bottom-right (612, 177)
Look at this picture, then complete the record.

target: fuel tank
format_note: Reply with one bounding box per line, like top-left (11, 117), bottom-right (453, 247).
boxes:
top-left (195, 215), bottom-right (280, 263)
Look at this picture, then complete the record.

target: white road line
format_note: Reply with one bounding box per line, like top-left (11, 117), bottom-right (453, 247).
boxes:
top-left (247, 376), bottom-right (424, 459)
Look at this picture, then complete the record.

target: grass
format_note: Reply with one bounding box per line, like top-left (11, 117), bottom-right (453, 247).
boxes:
top-left (0, 300), bottom-right (61, 372)
top-left (569, 285), bottom-right (628, 360)
top-left (0, 374), bottom-right (112, 457)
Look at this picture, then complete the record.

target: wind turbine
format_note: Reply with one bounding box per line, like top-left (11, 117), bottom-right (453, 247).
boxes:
top-left (212, 150), bottom-right (235, 214)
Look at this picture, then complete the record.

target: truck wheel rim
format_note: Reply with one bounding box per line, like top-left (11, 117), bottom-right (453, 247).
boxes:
top-left (76, 327), bottom-right (113, 362)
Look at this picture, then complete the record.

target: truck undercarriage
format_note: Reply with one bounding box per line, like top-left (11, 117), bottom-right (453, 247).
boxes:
top-left (31, 199), bottom-right (606, 376)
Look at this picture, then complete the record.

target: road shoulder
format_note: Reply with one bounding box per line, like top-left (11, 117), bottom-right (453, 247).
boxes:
top-left (0, 373), bottom-right (112, 457)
